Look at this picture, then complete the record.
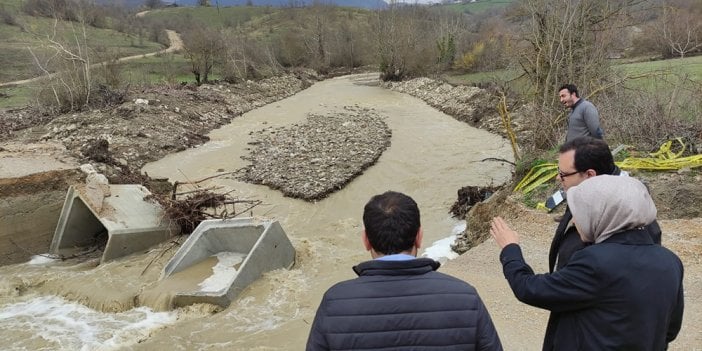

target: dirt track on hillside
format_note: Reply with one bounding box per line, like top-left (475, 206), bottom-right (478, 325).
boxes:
top-left (0, 30), bottom-right (183, 88)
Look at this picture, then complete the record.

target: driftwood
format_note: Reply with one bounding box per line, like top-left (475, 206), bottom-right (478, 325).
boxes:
top-left (147, 171), bottom-right (263, 234)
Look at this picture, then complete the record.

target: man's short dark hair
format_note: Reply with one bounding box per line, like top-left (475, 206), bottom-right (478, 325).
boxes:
top-left (559, 84), bottom-right (579, 97)
top-left (363, 191), bottom-right (420, 255)
top-left (559, 136), bottom-right (615, 175)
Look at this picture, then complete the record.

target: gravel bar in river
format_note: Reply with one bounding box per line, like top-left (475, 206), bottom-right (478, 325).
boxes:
top-left (239, 105), bottom-right (391, 201)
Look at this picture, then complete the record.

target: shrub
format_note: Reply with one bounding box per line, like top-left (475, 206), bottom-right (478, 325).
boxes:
top-left (595, 78), bottom-right (702, 151)
top-left (0, 5), bottom-right (18, 26)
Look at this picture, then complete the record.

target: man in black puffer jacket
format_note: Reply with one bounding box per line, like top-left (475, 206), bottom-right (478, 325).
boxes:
top-left (306, 191), bottom-right (503, 351)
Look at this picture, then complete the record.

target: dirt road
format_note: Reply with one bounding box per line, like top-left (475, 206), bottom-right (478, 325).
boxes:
top-left (0, 30), bottom-right (183, 88)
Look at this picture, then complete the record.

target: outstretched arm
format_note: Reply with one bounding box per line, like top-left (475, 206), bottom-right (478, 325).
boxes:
top-left (491, 217), bottom-right (599, 312)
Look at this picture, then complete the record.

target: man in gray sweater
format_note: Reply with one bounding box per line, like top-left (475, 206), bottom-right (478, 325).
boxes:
top-left (558, 84), bottom-right (603, 141)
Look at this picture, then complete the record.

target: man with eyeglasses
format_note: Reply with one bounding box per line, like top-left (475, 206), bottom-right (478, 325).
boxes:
top-left (550, 136), bottom-right (662, 273)
top-left (544, 136), bottom-right (663, 351)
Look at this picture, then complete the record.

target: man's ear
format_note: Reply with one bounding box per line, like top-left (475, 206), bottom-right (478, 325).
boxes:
top-left (362, 230), bottom-right (372, 251)
top-left (415, 227), bottom-right (423, 250)
top-left (584, 169), bottom-right (597, 178)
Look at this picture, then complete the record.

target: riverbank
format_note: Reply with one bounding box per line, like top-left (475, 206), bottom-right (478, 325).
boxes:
top-left (0, 72), bottom-right (700, 349)
top-left (0, 74), bottom-right (514, 349)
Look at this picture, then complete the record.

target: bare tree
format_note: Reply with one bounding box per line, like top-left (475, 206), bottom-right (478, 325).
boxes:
top-left (512, 0), bottom-right (649, 108)
top-left (373, 4), bottom-right (435, 81)
top-left (302, 4), bottom-right (332, 71)
top-left (659, 3), bottom-right (702, 58)
top-left (182, 24), bottom-right (224, 85)
top-left (29, 17), bottom-right (93, 113)
top-left (221, 31), bottom-right (282, 82)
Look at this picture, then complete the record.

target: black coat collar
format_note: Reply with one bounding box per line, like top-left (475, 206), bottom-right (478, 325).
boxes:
top-left (600, 228), bottom-right (655, 245)
top-left (353, 258), bottom-right (440, 277)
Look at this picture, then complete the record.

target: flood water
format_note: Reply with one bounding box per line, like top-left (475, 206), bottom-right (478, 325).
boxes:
top-left (0, 74), bottom-right (513, 350)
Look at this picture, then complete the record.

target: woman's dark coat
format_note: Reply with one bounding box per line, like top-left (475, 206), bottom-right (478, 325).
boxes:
top-left (501, 229), bottom-right (684, 351)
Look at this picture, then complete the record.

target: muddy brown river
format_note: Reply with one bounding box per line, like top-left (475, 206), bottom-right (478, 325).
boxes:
top-left (0, 74), bottom-right (513, 350)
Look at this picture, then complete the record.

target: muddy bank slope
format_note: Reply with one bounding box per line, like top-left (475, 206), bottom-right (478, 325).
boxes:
top-left (0, 71), bottom-right (319, 265)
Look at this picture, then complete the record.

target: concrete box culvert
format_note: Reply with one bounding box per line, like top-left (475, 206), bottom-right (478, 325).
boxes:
top-left (161, 218), bottom-right (296, 309)
top-left (50, 185), bottom-right (179, 263)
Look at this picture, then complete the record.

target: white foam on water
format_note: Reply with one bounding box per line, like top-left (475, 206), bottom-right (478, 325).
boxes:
top-left (198, 252), bottom-right (246, 293)
top-left (451, 221), bottom-right (467, 235)
top-left (421, 220), bottom-right (465, 262)
top-left (27, 255), bottom-right (59, 265)
top-left (0, 295), bottom-right (177, 351)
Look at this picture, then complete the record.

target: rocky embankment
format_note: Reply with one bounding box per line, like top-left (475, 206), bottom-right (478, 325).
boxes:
top-left (2, 72), bottom-right (319, 179)
top-left (382, 78), bottom-right (528, 142)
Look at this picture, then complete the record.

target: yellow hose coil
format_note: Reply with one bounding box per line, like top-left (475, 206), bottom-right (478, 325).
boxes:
top-left (514, 138), bottom-right (701, 195)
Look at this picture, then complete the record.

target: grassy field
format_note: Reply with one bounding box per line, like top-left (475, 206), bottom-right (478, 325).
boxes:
top-left (0, 0), bottom-right (22, 9)
top-left (117, 53), bottom-right (223, 85)
top-left (439, 0), bottom-right (515, 14)
top-left (447, 55), bottom-right (702, 92)
top-left (0, 10), bottom-right (163, 83)
top-left (614, 55), bottom-right (702, 89)
top-left (0, 52), bottom-right (218, 109)
top-left (142, 5), bottom-right (276, 29)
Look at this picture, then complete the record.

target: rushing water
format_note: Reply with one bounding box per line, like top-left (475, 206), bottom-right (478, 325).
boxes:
top-left (0, 74), bottom-right (513, 350)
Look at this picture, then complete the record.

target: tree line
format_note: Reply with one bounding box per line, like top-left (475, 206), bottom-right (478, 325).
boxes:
top-left (5, 0), bottom-right (702, 152)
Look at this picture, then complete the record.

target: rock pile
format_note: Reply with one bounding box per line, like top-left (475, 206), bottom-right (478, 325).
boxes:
top-left (240, 106), bottom-right (391, 201)
top-left (382, 77), bottom-right (530, 144)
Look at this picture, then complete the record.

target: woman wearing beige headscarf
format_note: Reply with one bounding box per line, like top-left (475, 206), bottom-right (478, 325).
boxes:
top-left (490, 175), bottom-right (684, 351)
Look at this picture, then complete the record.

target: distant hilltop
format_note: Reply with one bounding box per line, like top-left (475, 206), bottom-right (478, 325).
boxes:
top-left (100, 0), bottom-right (389, 10)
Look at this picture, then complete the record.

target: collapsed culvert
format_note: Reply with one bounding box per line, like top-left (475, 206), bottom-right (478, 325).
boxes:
top-left (51, 184), bottom-right (180, 264)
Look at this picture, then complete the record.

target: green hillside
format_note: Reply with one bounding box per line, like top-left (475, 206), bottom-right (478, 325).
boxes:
top-left (616, 56), bottom-right (702, 85)
top-left (0, 4), bottom-right (163, 83)
top-left (141, 5), bottom-right (275, 29)
top-left (439, 0), bottom-right (515, 14)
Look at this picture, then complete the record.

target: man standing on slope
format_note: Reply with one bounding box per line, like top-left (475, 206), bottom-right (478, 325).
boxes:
top-left (306, 191), bottom-right (503, 351)
top-left (559, 84), bottom-right (604, 141)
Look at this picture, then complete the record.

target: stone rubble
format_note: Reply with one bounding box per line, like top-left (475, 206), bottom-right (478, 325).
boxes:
top-left (239, 106), bottom-right (391, 201)
top-left (382, 77), bottom-right (530, 143)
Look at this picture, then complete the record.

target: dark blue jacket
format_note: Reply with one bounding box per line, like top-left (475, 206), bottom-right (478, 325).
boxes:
top-left (306, 258), bottom-right (503, 351)
top-left (502, 229), bottom-right (684, 351)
